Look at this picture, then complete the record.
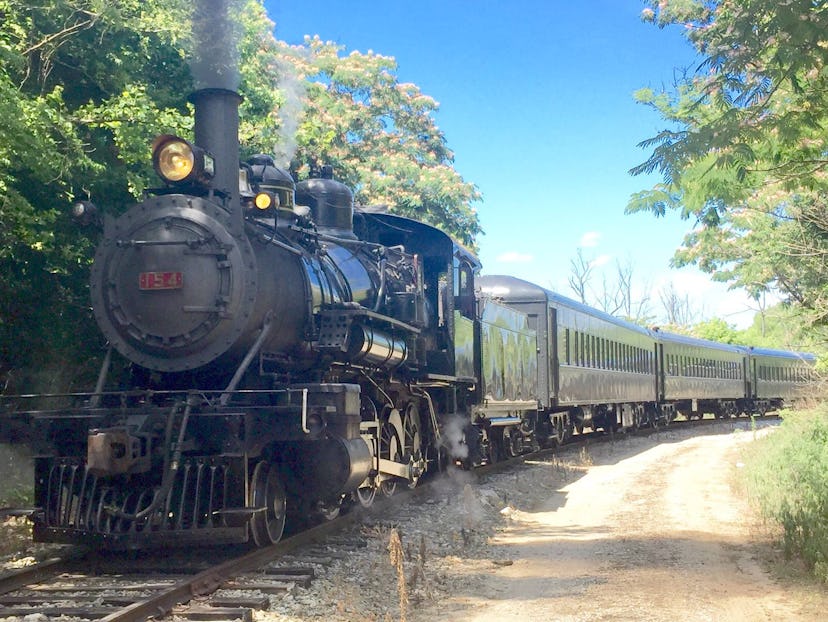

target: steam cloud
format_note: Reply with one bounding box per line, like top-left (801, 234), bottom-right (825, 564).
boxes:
top-left (441, 413), bottom-right (469, 460)
top-left (272, 52), bottom-right (306, 168)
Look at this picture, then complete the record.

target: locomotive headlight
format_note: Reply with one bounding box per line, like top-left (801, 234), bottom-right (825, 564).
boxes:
top-left (151, 134), bottom-right (215, 185)
top-left (154, 136), bottom-right (194, 182)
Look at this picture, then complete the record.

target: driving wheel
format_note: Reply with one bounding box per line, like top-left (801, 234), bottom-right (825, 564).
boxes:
top-left (249, 461), bottom-right (286, 546)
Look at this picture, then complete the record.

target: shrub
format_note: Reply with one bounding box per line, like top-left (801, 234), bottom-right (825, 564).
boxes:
top-left (743, 407), bottom-right (828, 582)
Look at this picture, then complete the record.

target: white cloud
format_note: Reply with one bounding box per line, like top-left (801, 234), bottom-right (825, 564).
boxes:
top-left (496, 251), bottom-right (534, 263)
top-left (579, 231), bottom-right (601, 247)
top-left (589, 254), bottom-right (612, 268)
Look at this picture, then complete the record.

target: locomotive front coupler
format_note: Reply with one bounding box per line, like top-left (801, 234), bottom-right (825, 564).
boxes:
top-left (87, 426), bottom-right (153, 477)
top-left (85, 395), bottom-right (195, 479)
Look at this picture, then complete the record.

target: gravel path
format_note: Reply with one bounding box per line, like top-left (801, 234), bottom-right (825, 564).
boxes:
top-left (257, 423), bottom-right (828, 621)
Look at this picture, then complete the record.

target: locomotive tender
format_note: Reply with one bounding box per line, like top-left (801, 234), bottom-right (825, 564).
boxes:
top-left (12, 2), bottom-right (818, 551)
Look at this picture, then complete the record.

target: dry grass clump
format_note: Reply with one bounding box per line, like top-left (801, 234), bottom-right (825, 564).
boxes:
top-left (388, 528), bottom-right (408, 622)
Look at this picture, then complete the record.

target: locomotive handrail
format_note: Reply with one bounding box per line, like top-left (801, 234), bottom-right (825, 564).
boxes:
top-left (287, 222), bottom-right (385, 250)
top-left (247, 220), bottom-right (304, 256)
top-left (300, 387), bottom-right (310, 433)
top-left (219, 313), bottom-right (274, 406)
top-left (411, 386), bottom-right (442, 444)
top-left (115, 238), bottom-right (221, 248)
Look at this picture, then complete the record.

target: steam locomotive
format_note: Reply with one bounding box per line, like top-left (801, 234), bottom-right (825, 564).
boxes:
top-left (23, 84), bottom-right (497, 549)
top-left (10, 35), bottom-right (818, 552)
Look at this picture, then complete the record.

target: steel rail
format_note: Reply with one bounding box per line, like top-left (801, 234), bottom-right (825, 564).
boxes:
top-left (0, 546), bottom-right (88, 596)
top-left (98, 507), bottom-right (365, 622)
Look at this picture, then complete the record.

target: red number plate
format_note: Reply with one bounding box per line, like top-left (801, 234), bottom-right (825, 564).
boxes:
top-left (139, 271), bottom-right (183, 290)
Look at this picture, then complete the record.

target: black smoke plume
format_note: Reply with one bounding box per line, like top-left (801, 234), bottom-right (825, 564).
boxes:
top-left (190, 0), bottom-right (242, 92)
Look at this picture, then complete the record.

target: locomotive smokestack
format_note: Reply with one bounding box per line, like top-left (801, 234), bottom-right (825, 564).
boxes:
top-left (189, 0), bottom-right (242, 235)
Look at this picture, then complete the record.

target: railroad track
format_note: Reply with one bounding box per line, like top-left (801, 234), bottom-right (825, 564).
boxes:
top-left (0, 413), bottom-right (779, 621)
top-left (0, 513), bottom-right (363, 621)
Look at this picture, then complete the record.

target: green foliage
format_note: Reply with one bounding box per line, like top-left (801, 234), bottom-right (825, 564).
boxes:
top-left (275, 36), bottom-right (482, 247)
top-left (690, 317), bottom-right (741, 344)
top-left (738, 303), bottom-right (828, 352)
top-left (0, 0), bottom-right (195, 391)
top-left (742, 407), bottom-right (828, 582)
top-left (630, 1), bottom-right (828, 327)
top-left (688, 304), bottom-right (828, 369)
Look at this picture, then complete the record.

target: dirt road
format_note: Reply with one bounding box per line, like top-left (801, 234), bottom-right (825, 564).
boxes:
top-left (423, 425), bottom-right (827, 622)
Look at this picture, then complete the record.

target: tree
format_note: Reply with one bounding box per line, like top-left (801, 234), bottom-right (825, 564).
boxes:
top-left (566, 250), bottom-right (654, 324)
top-left (567, 248), bottom-right (594, 305)
top-left (738, 302), bottom-right (827, 352)
top-left (658, 281), bottom-right (699, 329)
top-left (273, 36), bottom-right (481, 247)
top-left (629, 1), bottom-right (828, 328)
top-left (0, 0), bottom-right (194, 391)
top-left (691, 317), bottom-right (740, 345)
top-left (615, 257), bottom-right (654, 324)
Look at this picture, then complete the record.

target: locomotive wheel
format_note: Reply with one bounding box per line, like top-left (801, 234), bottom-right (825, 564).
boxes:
top-left (249, 461), bottom-right (286, 546)
top-left (379, 415), bottom-right (403, 496)
top-left (438, 445), bottom-right (450, 471)
top-left (403, 403), bottom-right (422, 459)
top-left (424, 440), bottom-right (451, 472)
top-left (402, 403), bottom-right (424, 488)
top-left (356, 485), bottom-right (377, 507)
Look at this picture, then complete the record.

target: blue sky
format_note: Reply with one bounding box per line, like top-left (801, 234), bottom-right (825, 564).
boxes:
top-left (264, 0), bottom-right (762, 328)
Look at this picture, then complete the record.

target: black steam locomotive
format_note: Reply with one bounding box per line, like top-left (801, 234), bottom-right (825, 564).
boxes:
top-left (24, 82), bottom-right (498, 549)
top-left (9, 11), bottom-right (818, 551)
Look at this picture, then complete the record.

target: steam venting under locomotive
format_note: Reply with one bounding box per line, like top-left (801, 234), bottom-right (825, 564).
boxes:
top-left (17, 0), bottom-right (818, 551)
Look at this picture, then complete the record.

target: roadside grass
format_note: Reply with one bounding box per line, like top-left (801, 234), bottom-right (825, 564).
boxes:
top-left (742, 406), bottom-right (828, 583)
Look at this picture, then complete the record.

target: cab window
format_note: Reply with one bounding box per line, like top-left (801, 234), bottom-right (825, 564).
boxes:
top-left (454, 260), bottom-right (475, 319)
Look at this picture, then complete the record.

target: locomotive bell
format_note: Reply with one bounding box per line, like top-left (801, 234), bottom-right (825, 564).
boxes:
top-left (295, 169), bottom-right (355, 239)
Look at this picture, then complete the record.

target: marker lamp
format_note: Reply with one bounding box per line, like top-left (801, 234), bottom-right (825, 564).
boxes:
top-left (255, 192), bottom-right (275, 210)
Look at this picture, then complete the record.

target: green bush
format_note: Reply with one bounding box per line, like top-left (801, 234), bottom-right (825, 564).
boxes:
top-left (743, 407), bottom-right (828, 582)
